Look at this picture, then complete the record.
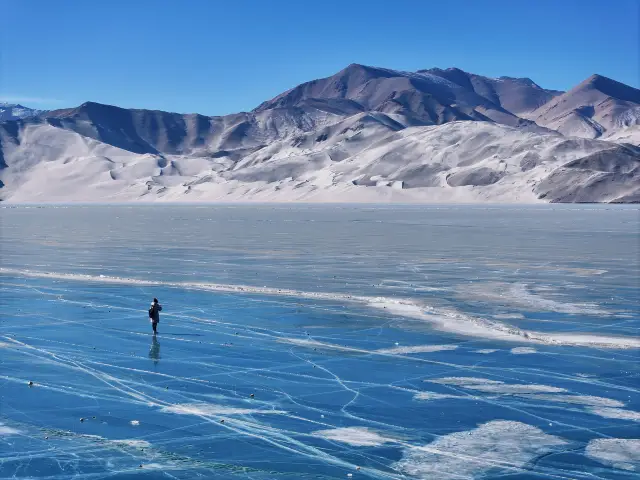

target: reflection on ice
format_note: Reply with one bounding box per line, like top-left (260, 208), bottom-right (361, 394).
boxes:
top-left (148, 335), bottom-right (161, 365)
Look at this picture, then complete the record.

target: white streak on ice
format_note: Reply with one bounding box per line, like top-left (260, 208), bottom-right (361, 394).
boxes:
top-left (0, 424), bottom-right (20, 436)
top-left (376, 345), bottom-right (458, 354)
top-left (312, 427), bottom-right (395, 446)
top-left (426, 377), bottom-right (565, 393)
top-left (161, 403), bottom-right (287, 416)
top-left (427, 377), bottom-right (505, 386)
top-left (511, 347), bottom-right (537, 354)
top-left (414, 392), bottom-right (465, 401)
top-left (521, 394), bottom-right (625, 408)
top-left (466, 384), bottom-right (565, 394)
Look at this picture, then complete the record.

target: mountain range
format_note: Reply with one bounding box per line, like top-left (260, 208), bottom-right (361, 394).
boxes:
top-left (1, 64), bottom-right (639, 203)
top-left (0, 103), bottom-right (46, 122)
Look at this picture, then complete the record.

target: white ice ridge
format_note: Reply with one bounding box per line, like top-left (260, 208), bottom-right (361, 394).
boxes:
top-left (312, 427), bottom-right (395, 446)
top-left (2, 268), bottom-right (639, 349)
top-left (585, 438), bottom-right (640, 471)
top-left (393, 420), bottom-right (567, 479)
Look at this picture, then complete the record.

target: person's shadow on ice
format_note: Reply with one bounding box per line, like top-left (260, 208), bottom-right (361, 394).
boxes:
top-left (149, 335), bottom-right (161, 366)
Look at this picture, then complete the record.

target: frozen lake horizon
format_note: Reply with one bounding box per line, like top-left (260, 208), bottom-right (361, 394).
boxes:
top-left (1, 204), bottom-right (639, 478)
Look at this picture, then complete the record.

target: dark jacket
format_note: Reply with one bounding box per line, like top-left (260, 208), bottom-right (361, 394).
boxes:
top-left (150, 303), bottom-right (162, 322)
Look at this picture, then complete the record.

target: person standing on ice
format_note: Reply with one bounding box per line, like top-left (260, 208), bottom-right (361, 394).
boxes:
top-left (148, 298), bottom-right (162, 335)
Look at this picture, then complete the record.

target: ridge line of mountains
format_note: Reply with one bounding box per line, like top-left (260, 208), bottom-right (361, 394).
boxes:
top-left (1, 64), bottom-right (639, 203)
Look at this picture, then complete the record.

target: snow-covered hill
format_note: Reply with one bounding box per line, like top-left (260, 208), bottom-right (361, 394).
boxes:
top-left (1, 65), bottom-right (639, 203)
top-left (525, 75), bottom-right (640, 139)
top-left (0, 103), bottom-right (45, 122)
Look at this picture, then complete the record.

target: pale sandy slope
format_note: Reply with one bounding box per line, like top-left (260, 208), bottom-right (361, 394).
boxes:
top-left (2, 118), bottom-right (638, 204)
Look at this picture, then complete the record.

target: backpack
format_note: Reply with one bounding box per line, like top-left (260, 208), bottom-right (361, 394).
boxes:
top-left (148, 305), bottom-right (155, 319)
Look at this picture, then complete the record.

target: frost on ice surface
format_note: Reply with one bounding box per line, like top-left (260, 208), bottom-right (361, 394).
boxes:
top-left (585, 438), bottom-right (640, 471)
top-left (393, 420), bottom-right (567, 479)
top-left (312, 427), bottom-right (394, 446)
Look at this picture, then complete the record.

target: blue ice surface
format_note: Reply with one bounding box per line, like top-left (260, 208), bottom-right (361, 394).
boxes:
top-left (0, 205), bottom-right (639, 479)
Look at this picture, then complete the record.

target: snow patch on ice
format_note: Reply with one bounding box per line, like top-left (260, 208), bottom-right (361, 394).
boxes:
top-left (427, 377), bottom-right (505, 386)
top-left (426, 377), bottom-right (565, 394)
top-left (414, 392), bottom-right (465, 401)
top-left (111, 439), bottom-right (152, 449)
top-left (475, 349), bottom-right (498, 354)
top-left (589, 407), bottom-right (640, 422)
top-left (393, 420), bottom-right (567, 479)
top-left (521, 394), bottom-right (624, 408)
top-left (466, 383), bottom-right (565, 394)
top-left (464, 282), bottom-right (610, 315)
top-left (585, 438), bottom-right (640, 471)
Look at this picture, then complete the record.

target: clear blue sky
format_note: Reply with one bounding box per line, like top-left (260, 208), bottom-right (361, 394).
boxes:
top-left (2, 0), bottom-right (638, 115)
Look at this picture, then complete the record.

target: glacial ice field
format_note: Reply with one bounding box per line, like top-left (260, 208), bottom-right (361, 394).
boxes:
top-left (0, 204), bottom-right (638, 479)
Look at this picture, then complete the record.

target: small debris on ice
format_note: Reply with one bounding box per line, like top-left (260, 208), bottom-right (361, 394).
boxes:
top-left (130, 420), bottom-right (140, 426)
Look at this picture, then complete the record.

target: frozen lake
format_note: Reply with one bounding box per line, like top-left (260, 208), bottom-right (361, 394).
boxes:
top-left (1, 205), bottom-right (639, 479)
